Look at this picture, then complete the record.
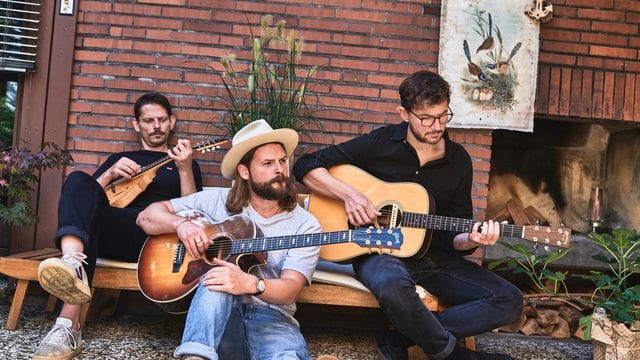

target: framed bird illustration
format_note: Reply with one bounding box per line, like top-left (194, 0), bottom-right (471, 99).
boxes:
top-left (439, 0), bottom-right (541, 133)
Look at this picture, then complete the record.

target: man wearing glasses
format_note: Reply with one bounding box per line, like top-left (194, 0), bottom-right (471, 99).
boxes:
top-left (293, 70), bottom-right (521, 360)
top-left (33, 92), bottom-right (202, 360)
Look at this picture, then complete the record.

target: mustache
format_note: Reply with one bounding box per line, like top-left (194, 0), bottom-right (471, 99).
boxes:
top-left (149, 131), bottom-right (166, 136)
top-left (269, 175), bottom-right (288, 184)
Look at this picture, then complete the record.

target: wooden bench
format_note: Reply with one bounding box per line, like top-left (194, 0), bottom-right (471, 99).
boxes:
top-left (0, 248), bottom-right (476, 357)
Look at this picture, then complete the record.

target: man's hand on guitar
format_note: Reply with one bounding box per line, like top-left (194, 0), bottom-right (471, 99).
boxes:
top-left (175, 218), bottom-right (209, 259)
top-left (343, 187), bottom-right (381, 227)
top-left (467, 220), bottom-right (501, 247)
top-left (202, 258), bottom-right (256, 295)
top-left (168, 139), bottom-right (193, 170)
top-left (96, 157), bottom-right (142, 188)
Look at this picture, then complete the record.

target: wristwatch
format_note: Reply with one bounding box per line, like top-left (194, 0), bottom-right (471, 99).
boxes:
top-left (254, 277), bottom-right (266, 296)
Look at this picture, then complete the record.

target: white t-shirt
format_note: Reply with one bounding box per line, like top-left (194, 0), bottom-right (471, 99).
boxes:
top-left (170, 187), bottom-right (321, 323)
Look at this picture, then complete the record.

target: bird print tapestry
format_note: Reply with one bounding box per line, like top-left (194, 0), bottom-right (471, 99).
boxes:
top-left (438, 0), bottom-right (540, 132)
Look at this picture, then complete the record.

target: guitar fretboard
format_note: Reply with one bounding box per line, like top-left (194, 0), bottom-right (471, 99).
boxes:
top-left (230, 230), bottom-right (357, 255)
top-left (403, 212), bottom-right (525, 238)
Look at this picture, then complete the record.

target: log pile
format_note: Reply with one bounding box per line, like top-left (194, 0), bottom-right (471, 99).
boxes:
top-left (496, 295), bottom-right (591, 339)
top-left (491, 198), bottom-right (549, 226)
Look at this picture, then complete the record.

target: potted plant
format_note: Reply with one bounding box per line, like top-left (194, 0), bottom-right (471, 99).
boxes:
top-left (1, 142), bottom-right (72, 228)
top-left (578, 228), bottom-right (640, 359)
top-left (217, 15), bottom-right (318, 137)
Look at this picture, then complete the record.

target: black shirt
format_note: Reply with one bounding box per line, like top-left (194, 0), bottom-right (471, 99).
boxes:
top-left (94, 150), bottom-right (203, 209)
top-left (293, 122), bottom-right (474, 260)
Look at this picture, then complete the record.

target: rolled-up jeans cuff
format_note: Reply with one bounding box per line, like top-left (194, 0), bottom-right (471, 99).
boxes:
top-left (428, 332), bottom-right (457, 360)
top-left (173, 341), bottom-right (218, 360)
top-left (54, 225), bottom-right (90, 249)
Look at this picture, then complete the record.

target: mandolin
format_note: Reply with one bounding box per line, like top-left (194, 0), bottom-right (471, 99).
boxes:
top-left (307, 165), bottom-right (572, 263)
top-left (104, 138), bottom-right (228, 208)
top-left (136, 214), bottom-right (403, 313)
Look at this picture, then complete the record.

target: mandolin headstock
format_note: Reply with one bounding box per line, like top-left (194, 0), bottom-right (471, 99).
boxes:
top-left (193, 138), bottom-right (229, 154)
top-left (521, 224), bottom-right (572, 248)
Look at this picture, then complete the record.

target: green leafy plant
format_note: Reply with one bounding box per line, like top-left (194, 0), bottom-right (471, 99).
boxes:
top-left (218, 15), bottom-right (318, 136)
top-left (488, 241), bottom-right (572, 295)
top-left (1, 142), bottom-right (72, 227)
top-left (577, 228), bottom-right (640, 338)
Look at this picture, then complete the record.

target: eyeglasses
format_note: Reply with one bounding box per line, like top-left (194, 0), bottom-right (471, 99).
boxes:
top-left (407, 107), bottom-right (454, 127)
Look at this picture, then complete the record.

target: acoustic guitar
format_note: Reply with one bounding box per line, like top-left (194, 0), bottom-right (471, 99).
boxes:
top-left (104, 138), bottom-right (228, 208)
top-left (307, 165), bottom-right (572, 263)
top-left (137, 214), bottom-right (403, 313)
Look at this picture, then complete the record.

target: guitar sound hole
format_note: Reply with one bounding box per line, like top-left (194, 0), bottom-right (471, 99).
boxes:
top-left (347, 204), bottom-right (402, 229)
top-left (205, 237), bottom-right (232, 262)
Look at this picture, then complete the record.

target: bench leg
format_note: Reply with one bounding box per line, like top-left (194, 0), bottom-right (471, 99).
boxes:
top-left (45, 294), bottom-right (57, 313)
top-left (463, 336), bottom-right (476, 351)
top-left (6, 279), bottom-right (29, 330)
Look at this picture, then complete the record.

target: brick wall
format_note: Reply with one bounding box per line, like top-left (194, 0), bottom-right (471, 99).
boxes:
top-left (69, 0), bottom-right (494, 219)
top-left (68, 1), bottom-right (640, 225)
top-left (536, 0), bottom-right (640, 123)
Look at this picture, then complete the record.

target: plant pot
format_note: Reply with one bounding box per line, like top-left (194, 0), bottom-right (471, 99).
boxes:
top-left (591, 308), bottom-right (640, 360)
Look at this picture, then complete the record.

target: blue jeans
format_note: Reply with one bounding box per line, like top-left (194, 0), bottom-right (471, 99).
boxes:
top-left (55, 171), bottom-right (146, 283)
top-left (354, 254), bottom-right (523, 360)
top-left (174, 281), bottom-right (311, 360)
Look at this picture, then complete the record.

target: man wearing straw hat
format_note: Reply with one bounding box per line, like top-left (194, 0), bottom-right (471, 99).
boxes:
top-left (137, 119), bottom-right (321, 360)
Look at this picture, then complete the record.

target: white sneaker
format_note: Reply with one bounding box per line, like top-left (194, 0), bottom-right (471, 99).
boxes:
top-left (38, 252), bottom-right (92, 304)
top-left (33, 317), bottom-right (82, 360)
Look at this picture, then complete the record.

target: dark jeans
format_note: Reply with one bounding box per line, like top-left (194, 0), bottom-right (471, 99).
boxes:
top-left (55, 171), bottom-right (147, 284)
top-left (353, 254), bottom-right (523, 360)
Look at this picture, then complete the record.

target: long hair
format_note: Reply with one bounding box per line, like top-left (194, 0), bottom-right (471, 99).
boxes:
top-left (225, 144), bottom-right (298, 214)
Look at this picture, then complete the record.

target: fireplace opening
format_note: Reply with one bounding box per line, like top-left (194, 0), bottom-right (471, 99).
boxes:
top-left (487, 119), bottom-right (640, 235)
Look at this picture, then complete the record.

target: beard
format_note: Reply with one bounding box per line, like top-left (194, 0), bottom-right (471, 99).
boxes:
top-left (408, 122), bottom-right (444, 145)
top-left (249, 175), bottom-right (294, 201)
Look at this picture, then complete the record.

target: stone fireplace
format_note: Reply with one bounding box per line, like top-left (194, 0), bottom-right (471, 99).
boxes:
top-left (486, 119), bottom-right (640, 236)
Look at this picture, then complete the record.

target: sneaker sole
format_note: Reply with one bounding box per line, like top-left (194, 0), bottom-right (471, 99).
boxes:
top-left (33, 344), bottom-right (82, 360)
top-left (38, 258), bottom-right (92, 305)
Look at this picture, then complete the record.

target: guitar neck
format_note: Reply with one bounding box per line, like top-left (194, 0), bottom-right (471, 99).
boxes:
top-left (403, 212), bottom-right (524, 238)
top-left (229, 230), bottom-right (359, 255)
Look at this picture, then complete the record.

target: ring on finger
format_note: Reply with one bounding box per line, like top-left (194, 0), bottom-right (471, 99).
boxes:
top-left (194, 238), bottom-right (201, 243)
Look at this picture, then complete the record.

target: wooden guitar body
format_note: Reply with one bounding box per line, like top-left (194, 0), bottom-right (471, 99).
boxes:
top-left (308, 165), bottom-right (434, 262)
top-left (137, 215), bottom-right (260, 313)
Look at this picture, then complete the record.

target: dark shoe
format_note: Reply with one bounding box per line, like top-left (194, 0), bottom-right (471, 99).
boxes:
top-left (446, 345), bottom-right (514, 360)
top-left (374, 330), bottom-right (408, 360)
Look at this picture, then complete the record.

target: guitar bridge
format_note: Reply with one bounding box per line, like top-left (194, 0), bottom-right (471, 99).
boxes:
top-left (173, 242), bottom-right (186, 273)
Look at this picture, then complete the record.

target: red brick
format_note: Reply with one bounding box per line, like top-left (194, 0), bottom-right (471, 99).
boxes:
top-left (330, 58), bottom-right (379, 71)
top-left (78, 1), bottom-right (112, 11)
top-left (577, 8), bottom-right (625, 21)
top-left (624, 73), bottom-right (636, 121)
top-left (106, 79), bottom-right (155, 92)
top-left (565, 0), bottom-right (613, 8)
top-left (74, 50), bottom-right (107, 62)
top-left (580, 32), bottom-right (628, 47)
top-left (138, 0), bottom-right (185, 5)
top-left (82, 12), bottom-right (134, 26)
top-left (78, 90), bottom-right (129, 103)
top-left (133, 17), bottom-right (183, 30)
top-left (108, 53), bottom-right (157, 65)
top-left (540, 29), bottom-right (581, 42)
top-left (81, 64), bottom-right (130, 77)
top-left (131, 68), bottom-right (183, 81)
top-left (542, 40), bottom-right (589, 55)
top-left (69, 102), bottom-right (92, 113)
top-left (72, 76), bottom-right (105, 88)
top-left (76, 24), bottom-right (110, 36)
top-left (616, 0), bottom-right (640, 11)
top-left (539, 53), bottom-right (576, 66)
top-left (74, 140), bottom-right (126, 154)
top-left (113, 3), bottom-right (162, 16)
top-left (577, 57), bottom-right (625, 71)
top-left (298, 18), bottom-right (348, 32)
top-left (590, 45), bottom-right (637, 59)
top-left (559, 68), bottom-right (572, 116)
top-left (548, 18), bottom-right (591, 31)
top-left (236, 1), bottom-right (286, 14)
top-left (591, 21), bottom-right (638, 35)
top-left (602, 72), bottom-right (615, 119)
top-left (162, 7), bottom-right (212, 20)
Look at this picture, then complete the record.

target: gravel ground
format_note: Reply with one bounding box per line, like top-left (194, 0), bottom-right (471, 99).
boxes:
top-left (0, 278), bottom-right (592, 359)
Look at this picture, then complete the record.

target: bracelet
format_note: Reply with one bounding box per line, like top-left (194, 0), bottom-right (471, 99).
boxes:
top-left (175, 217), bottom-right (191, 231)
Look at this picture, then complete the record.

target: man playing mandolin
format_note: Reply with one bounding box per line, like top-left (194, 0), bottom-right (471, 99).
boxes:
top-left (34, 92), bottom-right (203, 360)
top-left (293, 70), bottom-right (522, 360)
top-left (136, 119), bottom-right (321, 360)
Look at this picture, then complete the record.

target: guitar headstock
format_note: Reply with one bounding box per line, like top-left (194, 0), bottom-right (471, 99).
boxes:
top-left (193, 138), bottom-right (229, 153)
top-left (351, 227), bottom-right (404, 250)
top-left (522, 224), bottom-right (572, 248)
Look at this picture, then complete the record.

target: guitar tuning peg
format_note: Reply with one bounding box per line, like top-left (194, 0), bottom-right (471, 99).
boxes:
top-left (557, 248), bottom-right (562, 254)
top-left (544, 244), bottom-right (550, 251)
top-left (535, 220), bottom-right (540, 225)
top-left (533, 243), bottom-right (538, 250)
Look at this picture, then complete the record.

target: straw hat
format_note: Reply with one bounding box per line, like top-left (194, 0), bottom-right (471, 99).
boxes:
top-left (220, 119), bottom-right (298, 179)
